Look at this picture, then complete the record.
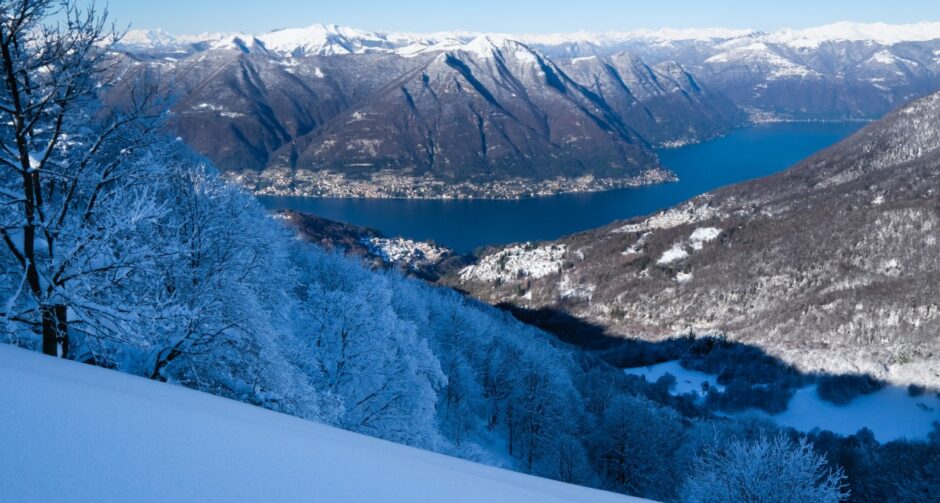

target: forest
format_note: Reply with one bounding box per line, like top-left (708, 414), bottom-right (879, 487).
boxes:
top-left (0, 2), bottom-right (937, 501)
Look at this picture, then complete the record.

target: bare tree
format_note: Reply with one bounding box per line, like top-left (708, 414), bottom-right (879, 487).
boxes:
top-left (0, 0), bottom-right (163, 357)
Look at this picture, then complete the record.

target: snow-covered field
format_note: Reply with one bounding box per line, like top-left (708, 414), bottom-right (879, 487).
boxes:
top-left (763, 384), bottom-right (940, 442)
top-left (624, 360), bottom-right (723, 397)
top-left (0, 344), bottom-right (643, 503)
top-left (624, 361), bottom-right (940, 442)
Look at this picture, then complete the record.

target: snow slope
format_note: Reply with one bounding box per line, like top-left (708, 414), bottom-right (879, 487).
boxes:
top-left (0, 344), bottom-right (643, 503)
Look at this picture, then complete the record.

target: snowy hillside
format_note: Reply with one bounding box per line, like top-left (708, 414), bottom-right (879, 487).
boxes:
top-left (454, 89), bottom-right (940, 390)
top-left (0, 344), bottom-right (642, 503)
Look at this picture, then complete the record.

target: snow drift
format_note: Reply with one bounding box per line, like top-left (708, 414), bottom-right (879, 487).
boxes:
top-left (0, 344), bottom-right (643, 502)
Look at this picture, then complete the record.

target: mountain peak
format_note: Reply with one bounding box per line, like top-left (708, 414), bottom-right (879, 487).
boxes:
top-left (765, 21), bottom-right (940, 48)
top-left (459, 35), bottom-right (537, 61)
top-left (116, 22), bottom-right (940, 58)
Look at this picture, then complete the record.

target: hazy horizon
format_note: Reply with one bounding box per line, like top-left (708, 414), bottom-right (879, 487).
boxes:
top-left (80, 0), bottom-right (940, 36)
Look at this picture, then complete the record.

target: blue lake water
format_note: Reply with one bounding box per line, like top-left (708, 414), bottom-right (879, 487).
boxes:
top-left (259, 121), bottom-right (865, 253)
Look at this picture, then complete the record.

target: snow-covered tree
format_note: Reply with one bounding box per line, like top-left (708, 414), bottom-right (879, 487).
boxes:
top-left (141, 160), bottom-right (309, 408)
top-left (596, 394), bottom-right (684, 498)
top-left (295, 250), bottom-right (445, 447)
top-left (679, 434), bottom-right (848, 503)
top-left (0, 0), bottom-right (167, 357)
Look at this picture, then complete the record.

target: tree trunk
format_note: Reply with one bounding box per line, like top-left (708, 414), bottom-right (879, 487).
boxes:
top-left (41, 304), bottom-right (68, 358)
top-left (150, 346), bottom-right (182, 381)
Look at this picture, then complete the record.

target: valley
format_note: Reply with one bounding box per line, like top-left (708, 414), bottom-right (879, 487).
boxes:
top-left (452, 90), bottom-right (940, 391)
top-left (261, 121), bottom-right (863, 252)
top-left (3, 5), bottom-right (939, 501)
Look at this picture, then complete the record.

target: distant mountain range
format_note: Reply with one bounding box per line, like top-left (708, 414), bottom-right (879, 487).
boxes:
top-left (115, 22), bottom-right (940, 198)
top-left (450, 88), bottom-right (940, 388)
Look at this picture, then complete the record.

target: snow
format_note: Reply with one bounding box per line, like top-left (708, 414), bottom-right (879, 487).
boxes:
top-left (257, 24), bottom-right (369, 56)
top-left (0, 344), bottom-right (643, 503)
top-left (657, 243), bottom-right (689, 264)
top-left (458, 36), bottom-right (538, 64)
top-left (459, 243), bottom-right (567, 283)
top-left (705, 41), bottom-right (818, 78)
top-left (558, 275), bottom-right (596, 300)
top-left (362, 237), bottom-right (450, 269)
top-left (462, 35), bottom-right (501, 58)
top-left (624, 361), bottom-right (723, 397)
top-left (624, 359), bottom-right (940, 442)
top-left (765, 21), bottom-right (940, 48)
top-left (571, 55), bottom-right (597, 63)
top-left (689, 227), bottom-right (721, 250)
top-left (118, 22), bottom-right (940, 58)
top-left (194, 102), bottom-right (224, 111)
top-left (869, 50), bottom-right (899, 65)
top-left (761, 384), bottom-right (940, 442)
top-left (622, 232), bottom-right (651, 256)
top-left (617, 27), bottom-right (756, 42)
top-left (614, 203), bottom-right (717, 233)
top-left (628, 224), bottom-right (720, 264)
top-left (117, 29), bottom-right (243, 50)
top-left (516, 28), bottom-right (756, 46)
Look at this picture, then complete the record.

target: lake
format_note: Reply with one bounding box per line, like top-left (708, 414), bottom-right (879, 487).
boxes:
top-left (259, 121), bottom-right (865, 253)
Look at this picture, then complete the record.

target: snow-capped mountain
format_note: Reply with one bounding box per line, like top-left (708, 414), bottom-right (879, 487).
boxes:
top-left (116, 23), bottom-right (471, 57)
top-left (259, 35), bottom-right (667, 194)
top-left (116, 29), bottom-right (738, 198)
top-left (765, 21), bottom-right (940, 48)
top-left (112, 21), bottom-right (940, 198)
top-left (119, 21), bottom-right (940, 57)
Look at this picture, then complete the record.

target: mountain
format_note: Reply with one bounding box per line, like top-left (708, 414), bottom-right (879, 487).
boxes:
top-left (112, 28), bottom-right (740, 198)
top-left (124, 49), bottom-right (432, 172)
top-left (0, 344), bottom-right (643, 503)
top-left (530, 22), bottom-right (940, 121)
top-left (555, 53), bottom-right (740, 146)
top-left (256, 36), bottom-right (691, 198)
top-left (450, 90), bottom-right (940, 389)
top-left (113, 21), bottom-right (940, 198)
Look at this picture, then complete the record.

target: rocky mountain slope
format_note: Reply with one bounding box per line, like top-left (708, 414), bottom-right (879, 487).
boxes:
top-left (450, 91), bottom-right (940, 388)
top-left (527, 22), bottom-right (940, 121)
top-left (118, 31), bottom-right (737, 198)
top-left (256, 37), bottom-right (670, 198)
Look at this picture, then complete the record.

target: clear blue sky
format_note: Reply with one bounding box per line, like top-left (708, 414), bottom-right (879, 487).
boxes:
top-left (88, 0), bottom-right (940, 34)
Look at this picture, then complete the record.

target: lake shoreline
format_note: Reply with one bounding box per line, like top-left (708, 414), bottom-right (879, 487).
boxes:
top-left (260, 122), bottom-right (866, 253)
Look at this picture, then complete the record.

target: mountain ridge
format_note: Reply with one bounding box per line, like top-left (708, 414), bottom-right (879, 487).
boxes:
top-left (119, 21), bottom-right (940, 56)
top-left (113, 21), bottom-right (940, 199)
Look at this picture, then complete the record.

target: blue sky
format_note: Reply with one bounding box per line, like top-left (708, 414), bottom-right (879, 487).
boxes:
top-left (90, 0), bottom-right (940, 34)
